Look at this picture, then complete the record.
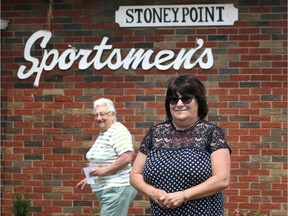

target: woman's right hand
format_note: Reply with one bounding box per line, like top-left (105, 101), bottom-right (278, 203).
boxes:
top-left (149, 188), bottom-right (168, 208)
top-left (76, 178), bottom-right (87, 190)
top-left (130, 153), bottom-right (168, 207)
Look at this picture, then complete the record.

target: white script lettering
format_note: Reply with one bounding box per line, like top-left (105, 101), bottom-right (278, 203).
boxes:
top-left (17, 30), bottom-right (214, 87)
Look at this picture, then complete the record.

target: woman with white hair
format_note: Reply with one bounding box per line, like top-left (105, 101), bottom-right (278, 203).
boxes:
top-left (76, 98), bottom-right (137, 216)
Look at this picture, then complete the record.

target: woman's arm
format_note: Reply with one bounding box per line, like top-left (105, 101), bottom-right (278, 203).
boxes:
top-left (186, 148), bottom-right (231, 199)
top-left (89, 151), bottom-right (133, 176)
top-left (130, 152), bottom-right (167, 207)
top-left (130, 152), bottom-right (154, 195)
top-left (162, 148), bottom-right (230, 208)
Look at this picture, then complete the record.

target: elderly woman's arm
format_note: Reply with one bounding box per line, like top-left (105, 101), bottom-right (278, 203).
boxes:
top-left (89, 151), bottom-right (133, 176)
top-left (130, 152), bottom-right (167, 208)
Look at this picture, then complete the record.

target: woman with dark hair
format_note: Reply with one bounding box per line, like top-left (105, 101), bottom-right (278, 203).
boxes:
top-left (130, 75), bottom-right (231, 215)
top-left (165, 75), bottom-right (209, 120)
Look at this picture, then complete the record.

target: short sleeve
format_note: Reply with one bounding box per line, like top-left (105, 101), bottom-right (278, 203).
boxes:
top-left (111, 125), bottom-right (134, 155)
top-left (139, 128), bottom-right (153, 155)
top-left (209, 126), bottom-right (231, 154)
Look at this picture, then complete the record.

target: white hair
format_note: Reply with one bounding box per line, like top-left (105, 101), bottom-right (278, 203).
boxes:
top-left (93, 98), bottom-right (116, 114)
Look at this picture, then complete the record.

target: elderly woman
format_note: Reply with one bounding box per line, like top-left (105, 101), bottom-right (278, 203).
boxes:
top-left (76, 98), bottom-right (136, 216)
top-left (130, 75), bottom-right (231, 215)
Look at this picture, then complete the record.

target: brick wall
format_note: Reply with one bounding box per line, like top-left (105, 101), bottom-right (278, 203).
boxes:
top-left (1, 0), bottom-right (287, 215)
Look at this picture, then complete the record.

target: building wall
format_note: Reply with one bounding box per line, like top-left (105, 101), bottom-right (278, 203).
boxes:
top-left (1, 0), bottom-right (287, 215)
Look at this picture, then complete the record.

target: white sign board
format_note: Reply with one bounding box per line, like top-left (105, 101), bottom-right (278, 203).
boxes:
top-left (115, 4), bottom-right (238, 27)
top-left (17, 30), bottom-right (214, 87)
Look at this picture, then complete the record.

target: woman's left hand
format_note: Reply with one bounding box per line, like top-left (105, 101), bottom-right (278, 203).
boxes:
top-left (76, 178), bottom-right (87, 190)
top-left (89, 166), bottom-right (107, 176)
top-left (160, 191), bottom-right (185, 209)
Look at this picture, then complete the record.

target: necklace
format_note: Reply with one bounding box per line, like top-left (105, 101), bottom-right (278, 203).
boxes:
top-left (173, 118), bottom-right (200, 130)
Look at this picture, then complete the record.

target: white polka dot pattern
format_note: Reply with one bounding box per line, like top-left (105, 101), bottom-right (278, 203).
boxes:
top-left (140, 120), bottom-right (229, 215)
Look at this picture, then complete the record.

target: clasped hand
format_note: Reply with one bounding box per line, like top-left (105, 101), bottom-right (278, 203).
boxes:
top-left (150, 188), bottom-right (184, 209)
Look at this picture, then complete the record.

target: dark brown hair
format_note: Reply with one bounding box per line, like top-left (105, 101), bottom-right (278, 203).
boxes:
top-left (165, 75), bottom-right (208, 120)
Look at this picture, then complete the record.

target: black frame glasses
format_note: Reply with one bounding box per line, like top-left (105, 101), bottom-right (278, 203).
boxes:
top-left (168, 95), bottom-right (195, 105)
top-left (92, 111), bottom-right (111, 117)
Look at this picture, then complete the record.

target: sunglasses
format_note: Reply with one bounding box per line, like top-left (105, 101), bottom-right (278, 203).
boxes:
top-left (168, 95), bottom-right (195, 105)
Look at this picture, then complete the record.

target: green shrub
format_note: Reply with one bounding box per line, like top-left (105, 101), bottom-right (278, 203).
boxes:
top-left (12, 192), bottom-right (31, 216)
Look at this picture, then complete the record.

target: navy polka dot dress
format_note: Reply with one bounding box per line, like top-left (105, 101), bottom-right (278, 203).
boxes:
top-left (139, 119), bottom-right (230, 216)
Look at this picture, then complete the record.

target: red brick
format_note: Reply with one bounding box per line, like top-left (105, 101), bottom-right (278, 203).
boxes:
top-left (1, 1), bottom-right (287, 216)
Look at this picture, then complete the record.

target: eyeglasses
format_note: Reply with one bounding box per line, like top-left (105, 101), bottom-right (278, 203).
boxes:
top-left (92, 112), bottom-right (111, 117)
top-left (168, 95), bottom-right (195, 105)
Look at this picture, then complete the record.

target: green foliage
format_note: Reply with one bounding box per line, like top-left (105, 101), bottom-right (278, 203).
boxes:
top-left (90, 207), bottom-right (100, 216)
top-left (12, 192), bottom-right (31, 216)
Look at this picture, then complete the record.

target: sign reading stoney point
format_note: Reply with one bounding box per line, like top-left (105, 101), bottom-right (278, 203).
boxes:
top-left (115, 4), bottom-right (238, 27)
top-left (17, 5), bottom-right (239, 87)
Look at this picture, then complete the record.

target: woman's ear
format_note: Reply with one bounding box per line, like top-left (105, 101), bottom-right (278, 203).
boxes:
top-left (112, 112), bottom-right (117, 122)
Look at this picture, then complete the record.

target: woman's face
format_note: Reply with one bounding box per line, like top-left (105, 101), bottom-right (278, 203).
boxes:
top-left (94, 105), bottom-right (115, 132)
top-left (169, 92), bottom-right (199, 124)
